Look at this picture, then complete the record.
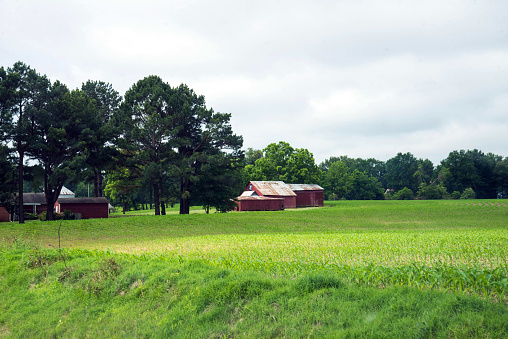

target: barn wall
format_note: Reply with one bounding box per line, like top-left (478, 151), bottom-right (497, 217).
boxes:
top-left (237, 199), bottom-right (284, 211)
top-left (23, 205), bottom-right (49, 215)
top-left (264, 195), bottom-right (296, 208)
top-left (295, 190), bottom-right (324, 207)
top-left (59, 203), bottom-right (109, 219)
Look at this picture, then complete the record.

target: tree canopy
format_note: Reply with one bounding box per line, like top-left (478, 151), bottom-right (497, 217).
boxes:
top-left (245, 142), bottom-right (321, 184)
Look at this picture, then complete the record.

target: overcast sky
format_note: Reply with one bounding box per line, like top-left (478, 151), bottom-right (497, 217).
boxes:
top-left (1, 0), bottom-right (507, 165)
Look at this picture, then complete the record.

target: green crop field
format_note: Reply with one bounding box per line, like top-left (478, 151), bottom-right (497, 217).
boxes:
top-left (1, 200), bottom-right (507, 337)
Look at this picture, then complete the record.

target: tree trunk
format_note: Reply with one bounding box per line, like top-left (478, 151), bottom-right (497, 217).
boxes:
top-left (179, 198), bottom-right (190, 214)
top-left (122, 195), bottom-right (126, 214)
top-left (161, 201), bottom-right (166, 215)
top-left (149, 186), bottom-right (153, 210)
top-left (154, 183), bottom-right (160, 215)
top-left (17, 150), bottom-right (24, 224)
top-left (46, 193), bottom-right (55, 221)
top-left (44, 187), bottom-right (60, 221)
top-left (179, 177), bottom-right (190, 214)
top-left (93, 169), bottom-right (103, 197)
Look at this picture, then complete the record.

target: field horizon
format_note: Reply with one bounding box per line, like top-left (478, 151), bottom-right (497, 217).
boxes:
top-left (1, 200), bottom-right (507, 337)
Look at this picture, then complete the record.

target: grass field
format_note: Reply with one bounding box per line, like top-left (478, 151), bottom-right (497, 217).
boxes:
top-left (1, 200), bottom-right (507, 337)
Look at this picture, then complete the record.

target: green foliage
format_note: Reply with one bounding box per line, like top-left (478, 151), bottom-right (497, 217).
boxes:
top-left (80, 80), bottom-right (121, 198)
top-left (392, 187), bottom-right (414, 200)
top-left (385, 152), bottom-right (420, 192)
top-left (320, 157), bottom-right (385, 200)
top-left (451, 191), bottom-right (461, 199)
top-left (461, 187), bottom-right (476, 199)
top-left (440, 149), bottom-right (502, 199)
top-left (348, 170), bottom-right (385, 200)
top-left (0, 145), bottom-right (16, 207)
top-left (30, 84), bottom-right (96, 221)
top-left (494, 157), bottom-right (508, 197)
top-left (416, 183), bottom-right (448, 200)
top-left (119, 78), bottom-right (243, 215)
top-left (321, 161), bottom-right (351, 199)
top-left (246, 141), bottom-right (321, 184)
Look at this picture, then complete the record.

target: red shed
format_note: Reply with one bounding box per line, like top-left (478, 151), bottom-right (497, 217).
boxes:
top-left (287, 184), bottom-right (324, 207)
top-left (57, 197), bottom-right (109, 219)
top-left (0, 206), bottom-right (10, 222)
top-left (246, 181), bottom-right (297, 208)
top-left (236, 194), bottom-right (285, 211)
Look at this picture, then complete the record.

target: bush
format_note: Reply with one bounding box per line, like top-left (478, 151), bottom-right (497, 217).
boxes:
top-left (38, 211), bottom-right (65, 221)
top-left (392, 187), bottom-right (414, 200)
top-left (461, 188), bottom-right (476, 199)
top-left (417, 183), bottom-right (448, 200)
top-left (451, 191), bottom-right (461, 199)
top-left (62, 209), bottom-right (76, 220)
top-left (24, 213), bottom-right (38, 220)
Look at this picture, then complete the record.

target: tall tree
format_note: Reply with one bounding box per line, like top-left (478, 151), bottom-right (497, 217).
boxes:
top-left (0, 66), bottom-right (15, 143)
top-left (3, 62), bottom-right (51, 223)
top-left (172, 84), bottom-right (243, 214)
top-left (190, 150), bottom-right (245, 213)
top-left (0, 145), bottom-right (17, 216)
top-left (81, 80), bottom-right (122, 197)
top-left (120, 76), bottom-right (178, 216)
top-left (31, 83), bottom-right (95, 221)
top-left (440, 149), bottom-right (501, 198)
top-left (321, 161), bottom-right (352, 200)
top-left (384, 152), bottom-right (419, 192)
top-left (244, 147), bottom-right (263, 166)
top-left (494, 157), bottom-right (508, 198)
top-left (347, 170), bottom-right (385, 200)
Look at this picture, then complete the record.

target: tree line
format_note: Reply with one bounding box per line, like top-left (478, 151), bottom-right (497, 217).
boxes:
top-left (245, 143), bottom-right (508, 201)
top-left (2, 62), bottom-right (507, 223)
top-left (0, 62), bottom-right (243, 222)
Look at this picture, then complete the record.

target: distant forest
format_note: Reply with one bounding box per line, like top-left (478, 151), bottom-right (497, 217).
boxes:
top-left (1, 62), bottom-right (507, 222)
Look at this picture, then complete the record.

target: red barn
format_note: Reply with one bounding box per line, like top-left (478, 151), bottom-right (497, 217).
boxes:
top-left (287, 184), bottom-right (324, 207)
top-left (236, 193), bottom-right (285, 211)
top-left (57, 197), bottom-right (109, 219)
top-left (246, 181), bottom-right (297, 208)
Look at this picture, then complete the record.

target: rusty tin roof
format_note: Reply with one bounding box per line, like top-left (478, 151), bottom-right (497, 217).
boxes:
top-left (250, 181), bottom-right (297, 196)
top-left (237, 196), bottom-right (284, 201)
top-left (287, 184), bottom-right (323, 191)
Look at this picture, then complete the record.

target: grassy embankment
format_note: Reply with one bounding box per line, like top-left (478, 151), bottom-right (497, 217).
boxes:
top-left (1, 200), bottom-right (507, 337)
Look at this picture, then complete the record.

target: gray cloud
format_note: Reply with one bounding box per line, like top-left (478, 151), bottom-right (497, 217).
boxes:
top-left (1, 0), bottom-right (507, 165)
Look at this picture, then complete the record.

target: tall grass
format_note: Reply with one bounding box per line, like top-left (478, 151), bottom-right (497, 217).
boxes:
top-left (0, 200), bottom-right (507, 336)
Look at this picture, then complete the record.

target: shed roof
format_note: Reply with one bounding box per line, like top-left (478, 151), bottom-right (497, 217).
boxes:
top-left (57, 197), bottom-right (109, 204)
top-left (287, 184), bottom-right (323, 191)
top-left (60, 186), bottom-right (75, 195)
top-left (250, 181), bottom-right (297, 196)
top-left (22, 193), bottom-right (47, 205)
top-left (241, 191), bottom-right (259, 197)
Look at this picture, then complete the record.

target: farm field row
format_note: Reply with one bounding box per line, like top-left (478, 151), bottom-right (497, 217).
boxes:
top-left (2, 200), bottom-right (507, 296)
top-left (1, 199), bottom-right (507, 337)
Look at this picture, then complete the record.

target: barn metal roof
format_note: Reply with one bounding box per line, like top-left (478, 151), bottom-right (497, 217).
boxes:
top-left (60, 186), bottom-right (75, 195)
top-left (287, 184), bottom-right (323, 191)
top-left (250, 181), bottom-right (297, 196)
top-left (237, 196), bottom-right (284, 201)
top-left (241, 191), bottom-right (259, 197)
top-left (22, 193), bottom-right (47, 205)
